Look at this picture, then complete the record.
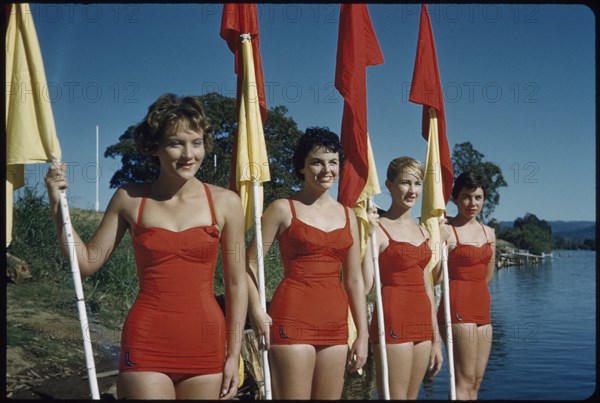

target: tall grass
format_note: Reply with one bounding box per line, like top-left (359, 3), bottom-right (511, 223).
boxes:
top-left (9, 186), bottom-right (284, 327)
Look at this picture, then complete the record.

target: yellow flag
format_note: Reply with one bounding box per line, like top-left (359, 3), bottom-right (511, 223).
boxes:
top-left (6, 3), bottom-right (62, 246)
top-left (351, 135), bottom-right (381, 260)
top-left (236, 37), bottom-right (270, 232)
top-left (421, 109), bottom-right (446, 282)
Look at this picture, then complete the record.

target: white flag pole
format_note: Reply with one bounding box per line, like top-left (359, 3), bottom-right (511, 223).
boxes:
top-left (441, 214), bottom-right (456, 400)
top-left (95, 125), bottom-right (99, 212)
top-left (252, 181), bottom-right (272, 400)
top-left (52, 156), bottom-right (100, 399)
top-left (368, 198), bottom-right (390, 400)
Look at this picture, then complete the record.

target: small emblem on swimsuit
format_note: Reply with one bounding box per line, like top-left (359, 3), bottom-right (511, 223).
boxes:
top-left (125, 351), bottom-right (136, 367)
top-left (456, 312), bottom-right (463, 321)
top-left (279, 324), bottom-right (289, 339)
top-left (389, 327), bottom-right (400, 339)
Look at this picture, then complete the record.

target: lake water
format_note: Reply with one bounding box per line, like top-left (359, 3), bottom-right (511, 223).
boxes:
top-left (416, 249), bottom-right (596, 400)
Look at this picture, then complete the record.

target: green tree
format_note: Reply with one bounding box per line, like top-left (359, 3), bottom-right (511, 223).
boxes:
top-left (552, 235), bottom-right (570, 250)
top-left (500, 213), bottom-right (553, 254)
top-left (451, 141), bottom-right (507, 222)
top-left (582, 239), bottom-right (596, 250)
top-left (104, 92), bottom-right (303, 206)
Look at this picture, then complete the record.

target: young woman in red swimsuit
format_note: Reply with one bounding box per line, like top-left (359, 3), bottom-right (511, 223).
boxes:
top-left (436, 172), bottom-right (496, 400)
top-left (362, 157), bottom-right (444, 399)
top-left (45, 94), bottom-right (247, 399)
top-left (246, 127), bottom-right (369, 399)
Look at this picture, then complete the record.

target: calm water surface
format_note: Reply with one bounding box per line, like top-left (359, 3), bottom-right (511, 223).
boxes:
top-left (416, 250), bottom-right (596, 400)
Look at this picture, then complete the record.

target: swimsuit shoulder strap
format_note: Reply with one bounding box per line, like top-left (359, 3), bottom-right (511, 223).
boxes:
top-left (287, 198), bottom-right (297, 218)
top-left (203, 183), bottom-right (217, 226)
top-left (452, 225), bottom-right (461, 245)
top-left (136, 183), bottom-right (152, 225)
top-left (480, 222), bottom-right (489, 242)
top-left (379, 223), bottom-right (393, 241)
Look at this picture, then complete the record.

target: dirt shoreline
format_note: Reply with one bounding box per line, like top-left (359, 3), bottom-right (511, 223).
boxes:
top-left (6, 279), bottom-right (371, 400)
top-left (5, 280), bottom-right (262, 400)
top-left (6, 288), bottom-right (120, 398)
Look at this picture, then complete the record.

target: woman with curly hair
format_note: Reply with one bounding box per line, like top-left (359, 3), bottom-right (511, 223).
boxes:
top-left (246, 127), bottom-right (369, 399)
top-left (45, 94), bottom-right (247, 399)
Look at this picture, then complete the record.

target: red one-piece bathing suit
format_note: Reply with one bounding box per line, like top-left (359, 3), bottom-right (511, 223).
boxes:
top-left (369, 224), bottom-right (433, 344)
top-left (119, 183), bottom-right (226, 375)
top-left (437, 224), bottom-right (493, 325)
top-left (269, 199), bottom-right (353, 346)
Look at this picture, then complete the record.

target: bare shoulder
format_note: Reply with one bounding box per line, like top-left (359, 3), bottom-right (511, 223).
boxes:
top-left (264, 198), bottom-right (292, 217)
top-left (203, 184), bottom-right (244, 227)
top-left (482, 223), bottom-right (497, 241)
top-left (344, 204), bottom-right (359, 225)
top-left (204, 183), bottom-right (241, 206)
top-left (107, 183), bottom-right (149, 222)
top-left (116, 182), bottom-right (149, 198)
top-left (108, 182), bottom-right (148, 210)
top-left (419, 223), bottom-right (431, 238)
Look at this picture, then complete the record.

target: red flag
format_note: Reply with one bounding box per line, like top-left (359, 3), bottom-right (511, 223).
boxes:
top-left (220, 3), bottom-right (267, 190)
top-left (409, 4), bottom-right (453, 204)
top-left (335, 4), bottom-right (384, 208)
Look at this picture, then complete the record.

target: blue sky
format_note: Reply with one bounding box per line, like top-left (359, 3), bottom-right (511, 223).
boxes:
top-left (22, 3), bottom-right (595, 222)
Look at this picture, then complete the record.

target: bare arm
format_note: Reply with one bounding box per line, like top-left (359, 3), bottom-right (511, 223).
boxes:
top-left (45, 163), bottom-right (129, 277)
top-left (361, 207), bottom-right (381, 295)
top-left (245, 199), bottom-right (289, 349)
top-left (432, 220), bottom-right (453, 285)
top-left (344, 209), bottom-right (369, 373)
top-left (485, 225), bottom-right (496, 285)
top-left (361, 235), bottom-right (375, 295)
top-left (216, 188), bottom-right (248, 399)
top-left (424, 258), bottom-right (443, 376)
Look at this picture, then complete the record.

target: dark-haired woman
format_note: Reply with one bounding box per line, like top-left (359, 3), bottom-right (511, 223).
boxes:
top-left (246, 127), bottom-right (369, 399)
top-left (45, 94), bottom-right (247, 399)
top-left (436, 172), bottom-right (496, 400)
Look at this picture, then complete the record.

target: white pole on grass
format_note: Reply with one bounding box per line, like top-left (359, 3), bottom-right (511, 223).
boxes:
top-left (52, 156), bottom-right (100, 399)
top-left (252, 181), bottom-right (272, 400)
top-left (441, 214), bottom-right (456, 400)
top-left (368, 198), bottom-right (390, 400)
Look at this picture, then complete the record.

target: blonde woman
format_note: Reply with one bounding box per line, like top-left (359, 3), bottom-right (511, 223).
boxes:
top-left (363, 156), bottom-right (443, 399)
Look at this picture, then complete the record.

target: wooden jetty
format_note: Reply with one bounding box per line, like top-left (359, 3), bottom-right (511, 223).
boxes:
top-left (497, 249), bottom-right (553, 268)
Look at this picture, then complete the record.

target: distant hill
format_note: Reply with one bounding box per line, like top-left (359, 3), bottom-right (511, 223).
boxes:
top-left (498, 220), bottom-right (596, 240)
top-left (554, 225), bottom-right (596, 240)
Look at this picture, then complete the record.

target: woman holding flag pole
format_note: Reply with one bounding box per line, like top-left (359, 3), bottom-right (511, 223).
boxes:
top-left (246, 127), bottom-right (369, 399)
top-left (435, 172), bottom-right (496, 400)
top-left (45, 94), bottom-right (247, 399)
top-left (363, 157), bottom-right (445, 399)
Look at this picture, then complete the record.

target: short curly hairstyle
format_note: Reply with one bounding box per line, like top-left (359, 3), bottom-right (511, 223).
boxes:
top-left (293, 127), bottom-right (346, 180)
top-left (134, 94), bottom-right (213, 156)
top-left (451, 172), bottom-right (486, 200)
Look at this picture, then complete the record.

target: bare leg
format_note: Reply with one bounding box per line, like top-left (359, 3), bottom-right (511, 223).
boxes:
top-left (175, 373), bottom-right (223, 400)
top-left (269, 344), bottom-right (316, 399)
top-left (472, 325), bottom-right (492, 399)
top-left (407, 341), bottom-right (432, 399)
top-left (117, 372), bottom-right (176, 399)
top-left (382, 343), bottom-right (413, 399)
top-left (452, 323), bottom-right (479, 400)
top-left (311, 345), bottom-right (348, 399)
